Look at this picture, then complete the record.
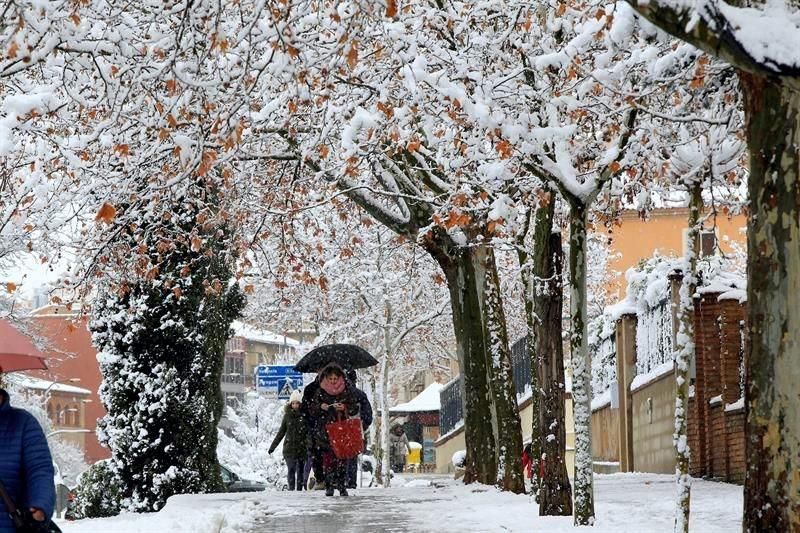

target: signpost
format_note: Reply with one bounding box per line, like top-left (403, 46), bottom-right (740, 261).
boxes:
top-left (255, 365), bottom-right (304, 399)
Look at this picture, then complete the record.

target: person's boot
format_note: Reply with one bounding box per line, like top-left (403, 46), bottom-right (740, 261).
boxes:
top-left (339, 486), bottom-right (348, 497)
top-left (307, 476), bottom-right (316, 490)
top-left (325, 485), bottom-right (334, 497)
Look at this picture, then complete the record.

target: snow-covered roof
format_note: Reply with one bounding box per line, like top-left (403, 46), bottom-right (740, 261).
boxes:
top-left (390, 382), bottom-right (445, 413)
top-left (232, 321), bottom-right (300, 347)
top-left (9, 374), bottom-right (91, 395)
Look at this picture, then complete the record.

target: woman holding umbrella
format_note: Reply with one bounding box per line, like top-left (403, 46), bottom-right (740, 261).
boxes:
top-left (296, 344), bottom-right (377, 493)
top-left (304, 362), bottom-right (367, 497)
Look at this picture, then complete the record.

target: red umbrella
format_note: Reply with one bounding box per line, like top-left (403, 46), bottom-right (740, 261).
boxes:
top-left (0, 319), bottom-right (48, 373)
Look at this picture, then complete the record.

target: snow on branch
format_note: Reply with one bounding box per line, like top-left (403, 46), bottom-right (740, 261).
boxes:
top-left (628, 0), bottom-right (800, 83)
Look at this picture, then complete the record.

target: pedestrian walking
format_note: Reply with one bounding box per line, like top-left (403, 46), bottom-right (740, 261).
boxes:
top-left (345, 370), bottom-right (373, 489)
top-left (300, 375), bottom-right (324, 490)
top-left (389, 423), bottom-right (410, 474)
top-left (0, 387), bottom-right (57, 533)
top-left (268, 390), bottom-right (308, 491)
top-left (306, 363), bottom-right (368, 497)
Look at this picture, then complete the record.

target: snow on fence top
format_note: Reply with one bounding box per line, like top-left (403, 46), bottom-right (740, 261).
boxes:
top-left (599, 252), bottom-right (747, 394)
top-left (589, 310), bottom-right (617, 402)
top-left (622, 256), bottom-right (679, 376)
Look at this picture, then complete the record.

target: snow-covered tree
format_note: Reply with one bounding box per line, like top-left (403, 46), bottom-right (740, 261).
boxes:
top-left (89, 182), bottom-right (245, 512)
top-left (217, 395), bottom-right (285, 486)
top-left (620, 2), bottom-right (800, 527)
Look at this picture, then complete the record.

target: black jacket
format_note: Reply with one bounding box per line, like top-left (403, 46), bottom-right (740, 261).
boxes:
top-left (304, 382), bottom-right (363, 450)
top-left (268, 405), bottom-right (308, 459)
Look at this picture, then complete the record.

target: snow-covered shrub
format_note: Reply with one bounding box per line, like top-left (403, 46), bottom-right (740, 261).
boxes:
top-left (72, 460), bottom-right (122, 518)
top-left (452, 450), bottom-right (467, 469)
top-left (217, 395), bottom-right (285, 487)
top-left (90, 190), bottom-right (246, 512)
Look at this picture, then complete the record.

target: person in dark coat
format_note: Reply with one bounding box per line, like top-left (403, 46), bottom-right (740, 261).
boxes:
top-left (345, 369), bottom-right (373, 489)
top-left (0, 388), bottom-right (56, 533)
top-left (268, 390), bottom-right (308, 490)
top-left (305, 363), bottom-right (365, 497)
top-left (300, 375), bottom-right (323, 489)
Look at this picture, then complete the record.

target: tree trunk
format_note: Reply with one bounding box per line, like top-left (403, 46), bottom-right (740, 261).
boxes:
top-left (438, 246), bottom-right (498, 485)
top-left (517, 209), bottom-right (542, 497)
top-left (380, 355), bottom-right (392, 488)
top-left (569, 202), bottom-right (595, 526)
top-left (673, 181), bottom-right (701, 533)
top-left (534, 207), bottom-right (574, 516)
top-left (483, 245), bottom-right (526, 494)
top-left (739, 72), bottom-right (800, 532)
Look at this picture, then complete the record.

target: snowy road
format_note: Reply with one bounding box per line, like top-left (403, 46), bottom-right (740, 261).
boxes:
top-left (244, 490), bottom-right (428, 532)
top-left (58, 473), bottom-right (743, 533)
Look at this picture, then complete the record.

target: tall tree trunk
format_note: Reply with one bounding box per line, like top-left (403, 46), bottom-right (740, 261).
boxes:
top-left (673, 181), bottom-right (701, 533)
top-left (379, 343), bottom-right (392, 488)
top-left (438, 246), bottom-right (498, 485)
top-left (483, 246), bottom-right (526, 494)
top-left (517, 209), bottom-right (542, 497)
top-left (739, 72), bottom-right (800, 532)
top-left (534, 204), bottom-right (574, 516)
top-left (569, 202), bottom-right (595, 526)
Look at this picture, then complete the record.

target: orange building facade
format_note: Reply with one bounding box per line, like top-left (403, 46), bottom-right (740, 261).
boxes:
top-left (603, 208), bottom-right (747, 299)
top-left (26, 307), bottom-right (110, 463)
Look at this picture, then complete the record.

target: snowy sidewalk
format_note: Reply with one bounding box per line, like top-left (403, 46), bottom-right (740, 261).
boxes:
top-left (58, 473), bottom-right (743, 533)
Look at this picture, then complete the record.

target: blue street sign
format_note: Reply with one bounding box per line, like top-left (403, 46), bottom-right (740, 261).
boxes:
top-left (255, 365), bottom-right (303, 399)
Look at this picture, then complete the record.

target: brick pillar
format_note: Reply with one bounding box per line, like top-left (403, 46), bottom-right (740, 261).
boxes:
top-left (691, 295), bottom-right (707, 477)
top-left (615, 314), bottom-right (636, 472)
top-left (696, 292), bottom-right (725, 478)
top-left (718, 299), bottom-right (746, 405)
top-left (694, 292), bottom-right (723, 476)
top-left (718, 298), bottom-right (747, 482)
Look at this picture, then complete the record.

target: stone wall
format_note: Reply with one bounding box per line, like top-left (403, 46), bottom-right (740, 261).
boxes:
top-left (631, 371), bottom-right (677, 474)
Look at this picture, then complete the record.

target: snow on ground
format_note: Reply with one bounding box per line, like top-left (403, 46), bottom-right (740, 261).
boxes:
top-left (56, 494), bottom-right (264, 533)
top-left (57, 473), bottom-right (742, 533)
top-left (408, 473), bottom-right (742, 533)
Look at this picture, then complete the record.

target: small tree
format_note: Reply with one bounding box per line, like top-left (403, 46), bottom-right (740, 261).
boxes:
top-left (90, 185), bottom-right (244, 512)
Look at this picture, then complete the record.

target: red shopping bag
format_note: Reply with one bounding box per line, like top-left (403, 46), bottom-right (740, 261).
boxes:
top-left (326, 415), bottom-right (363, 459)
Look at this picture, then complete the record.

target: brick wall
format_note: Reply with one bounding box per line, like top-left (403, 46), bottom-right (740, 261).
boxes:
top-left (687, 396), bottom-right (703, 476)
top-left (690, 292), bottom-right (746, 485)
top-left (725, 407), bottom-right (746, 483)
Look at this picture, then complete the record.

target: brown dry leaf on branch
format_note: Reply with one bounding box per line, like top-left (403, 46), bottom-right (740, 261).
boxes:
top-left (95, 202), bottom-right (117, 224)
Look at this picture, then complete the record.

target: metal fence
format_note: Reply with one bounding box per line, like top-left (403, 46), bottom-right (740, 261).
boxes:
top-left (635, 298), bottom-right (674, 375)
top-left (510, 336), bottom-right (531, 397)
top-left (438, 336), bottom-right (530, 437)
top-left (439, 375), bottom-right (464, 436)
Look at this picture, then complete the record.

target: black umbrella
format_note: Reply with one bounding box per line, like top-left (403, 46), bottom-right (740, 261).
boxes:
top-left (293, 344), bottom-right (378, 373)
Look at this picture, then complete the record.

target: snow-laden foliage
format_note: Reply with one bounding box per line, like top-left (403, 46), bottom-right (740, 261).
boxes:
top-left (89, 186), bottom-right (245, 512)
top-left (73, 460), bottom-right (122, 519)
top-left (217, 396), bottom-right (285, 487)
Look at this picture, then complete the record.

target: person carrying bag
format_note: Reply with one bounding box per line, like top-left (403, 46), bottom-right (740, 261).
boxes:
top-left (0, 481), bottom-right (61, 533)
top-left (0, 388), bottom-right (57, 533)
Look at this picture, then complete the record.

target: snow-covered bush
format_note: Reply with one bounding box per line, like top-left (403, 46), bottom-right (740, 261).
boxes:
top-left (72, 460), bottom-right (122, 519)
top-left (452, 450), bottom-right (467, 469)
top-left (217, 395), bottom-right (285, 487)
top-left (90, 191), bottom-right (246, 512)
